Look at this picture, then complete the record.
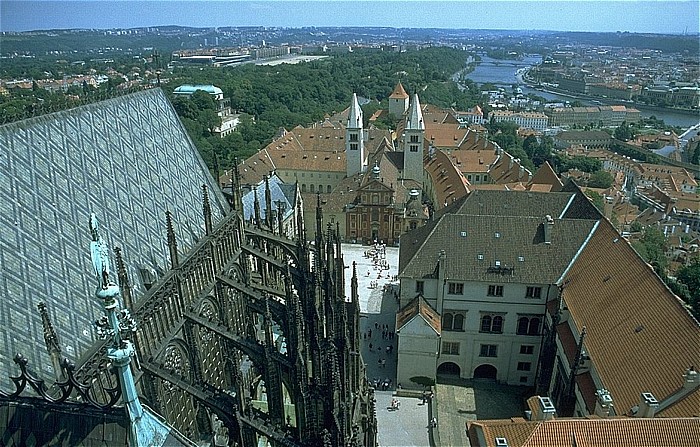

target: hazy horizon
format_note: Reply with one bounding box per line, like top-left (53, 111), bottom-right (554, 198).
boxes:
top-left (1, 1), bottom-right (699, 35)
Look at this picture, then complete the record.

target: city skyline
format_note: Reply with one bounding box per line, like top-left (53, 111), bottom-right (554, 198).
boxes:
top-left (1, 1), bottom-right (699, 35)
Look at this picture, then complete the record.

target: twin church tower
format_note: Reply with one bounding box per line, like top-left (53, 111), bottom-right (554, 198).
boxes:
top-left (345, 83), bottom-right (425, 182)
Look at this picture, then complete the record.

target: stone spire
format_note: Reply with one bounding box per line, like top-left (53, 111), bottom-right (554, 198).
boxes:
top-left (253, 185), bottom-right (261, 229)
top-left (347, 93), bottom-right (363, 130)
top-left (265, 174), bottom-right (273, 229)
top-left (346, 93), bottom-right (366, 177)
top-left (37, 301), bottom-right (65, 382)
top-left (202, 184), bottom-right (213, 235)
top-left (402, 93), bottom-right (426, 182)
top-left (165, 211), bottom-right (178, 268)
top-left (406, 93), bottom-right (424, 131)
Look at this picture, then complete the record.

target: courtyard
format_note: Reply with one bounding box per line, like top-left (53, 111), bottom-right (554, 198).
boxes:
top-left (341, 243), bottom-right (529, 447)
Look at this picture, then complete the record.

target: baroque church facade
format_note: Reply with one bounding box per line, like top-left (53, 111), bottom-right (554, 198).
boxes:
top-left (0, 89), bottom-right (377, 446)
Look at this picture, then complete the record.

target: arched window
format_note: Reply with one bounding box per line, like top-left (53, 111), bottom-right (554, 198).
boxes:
top-left (310, 184), bottom-right (315, 193)
top-left (480, 315), bottom-right (492, 333)
top-left (517, 317), bottom-right (530, 335)
top-left (528, 317), bottom-right (541, 336)
top-left (443, 313), bottom-right (454, 331)
top-left (492, 316), bottom-right (503, 333)
top-left (327, 185), bottom-right (331, 193)
top-left (453, 314), bottom-right (464, 331)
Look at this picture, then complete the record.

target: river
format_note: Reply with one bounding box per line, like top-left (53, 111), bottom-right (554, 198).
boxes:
top-left (464, 55), bottom-right (700, 128)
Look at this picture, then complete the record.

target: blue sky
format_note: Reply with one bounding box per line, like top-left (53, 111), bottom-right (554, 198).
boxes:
top-left (1, 1), bottom-right (698, 34)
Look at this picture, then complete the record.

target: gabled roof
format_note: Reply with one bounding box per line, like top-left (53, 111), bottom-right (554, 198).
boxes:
top-left (467, 417), bottom-right (700, 447)
top-left (399, 214), bottom-right (598, 283)
top-left (396, 295), bottom-right (441, 335)
top-left (559, 218), bottom-right (700, 417)
top-left (529, 161), bottom-right (563, 192)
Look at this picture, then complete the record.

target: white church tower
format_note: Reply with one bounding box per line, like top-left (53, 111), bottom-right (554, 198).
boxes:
top-left (346, 93), bottom-right (366, 177)
top-left (402, 93), bottom-right (425, 182)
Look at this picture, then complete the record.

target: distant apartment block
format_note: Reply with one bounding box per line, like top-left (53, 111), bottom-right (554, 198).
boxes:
top-left (546, 105), bottom-right (640, 128)
top-left (489, 110), bottom-right (549, 131)
top-left (554, 131), bottom-right (612, 149)
top-left (640, 84), bottom-right (700, 108)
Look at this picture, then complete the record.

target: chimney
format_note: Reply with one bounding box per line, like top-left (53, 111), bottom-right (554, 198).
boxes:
top-left (594, 389), bottom-right (613, 417)
top-left (683, 366), bottom-right (699, 389)
top-left (543, 215), bottom-right (554, 244)
top-left (636, 392), bottom-right (659, 418)
top-left (509, 156), bottom-right (514, 169)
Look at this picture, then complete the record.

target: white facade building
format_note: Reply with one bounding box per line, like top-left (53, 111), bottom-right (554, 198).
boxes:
top-left (396, 189), bottom-right (601, 387)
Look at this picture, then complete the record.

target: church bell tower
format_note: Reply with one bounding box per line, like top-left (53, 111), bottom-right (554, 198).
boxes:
top-left (346, 93), bottom-right (366, 177)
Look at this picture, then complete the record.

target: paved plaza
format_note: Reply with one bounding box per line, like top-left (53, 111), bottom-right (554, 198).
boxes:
top-left (435, 377), bottom-right (529, 447)
top-left (342, 243), bottom-right (431, 447)
top-left (341, 243), bottom-right (527, 447)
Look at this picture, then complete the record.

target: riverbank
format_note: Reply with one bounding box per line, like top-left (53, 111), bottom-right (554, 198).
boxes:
top-left (521, 71), bottom-right (699, 119)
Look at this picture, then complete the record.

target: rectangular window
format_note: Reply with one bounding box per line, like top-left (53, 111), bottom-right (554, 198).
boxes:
top-left (520, 376), bottom-right (529, 383)
top-left (410, 135), bottom-right (419, 143)
top-left (415, 281), bottom-right (424, 294)
top-left (520, 345), bottom-right (534, 355)
top-left (349, 133), bottom-right (358, 142)
top-left (487, 285), bottom-right (504, 297)
top-left (350, 143), bottom-right (358, 150)
top-left (517, 362), bottom-right (532, 371)
top-left (442, 341), bottom-right (459, 355)
top-left (448, 282), bottom-right (464, 295)
top-left (410, 145), bottom-right (419, 152)
top-left (526, 286), bottom-right (542, 299)
top-left (479, 344), bottom-right (498, 357)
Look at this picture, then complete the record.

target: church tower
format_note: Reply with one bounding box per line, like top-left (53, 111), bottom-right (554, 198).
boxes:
top-left (346, 93), bottom-right (366, 177)
top-left (402, 93), bottom-right (425, 182)
top-left (388, 82), bottom-right (410, 117)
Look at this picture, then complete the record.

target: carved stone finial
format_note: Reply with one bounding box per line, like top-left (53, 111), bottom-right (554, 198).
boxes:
top-left (37, 302), bottom-right (61, 355)
top-left (114, 246), bottom-right (132, 310)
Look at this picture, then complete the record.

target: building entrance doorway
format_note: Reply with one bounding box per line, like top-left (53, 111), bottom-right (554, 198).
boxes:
top-left (437, 362), bottom-right (461, 377)
top-left (473, 364), bottom-right (498, 381)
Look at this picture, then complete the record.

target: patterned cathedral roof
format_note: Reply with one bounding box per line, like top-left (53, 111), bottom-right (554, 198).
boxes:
top-left (0, 88), bottom-right (228, 380)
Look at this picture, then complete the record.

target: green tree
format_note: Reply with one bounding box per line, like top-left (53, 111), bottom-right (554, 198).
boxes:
top-left (587, 170), bottom-right (614, 189)
top-left (676, 260), bottom-right (700, 319)
top-left (614, 121), bottom-right (634, 141)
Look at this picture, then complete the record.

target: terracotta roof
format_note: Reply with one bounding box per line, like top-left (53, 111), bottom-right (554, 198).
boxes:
top-left (529, 162), bottom-right (563, 191)
top-left (424, 148), bottom-right (471, 210)
top-left (559, 219), bottom-right (700, 417)
top-left (446, 148), bottom-right (497, 174)
top-left (389, 81), bottom-right (409, 99)
top-left (396, 295), bottom-right (441, 334)
top-left (488, 151), bottom-right (533, 184)
top-left (468, 417), bottom-right (700, 447)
